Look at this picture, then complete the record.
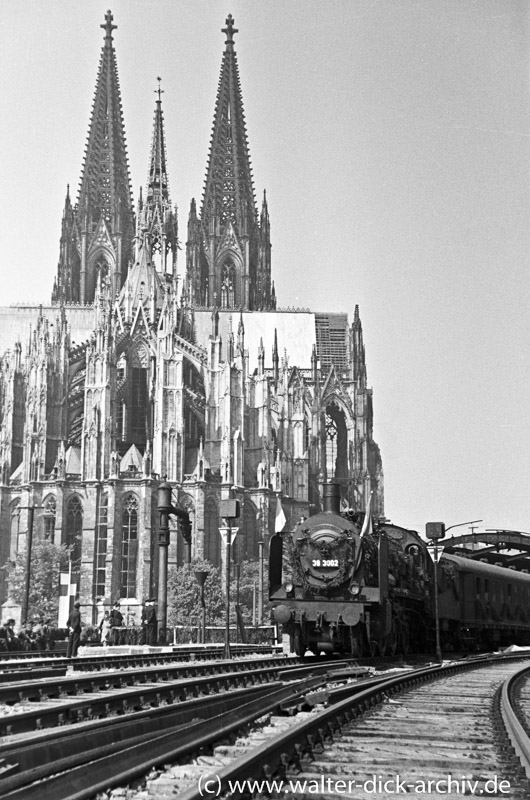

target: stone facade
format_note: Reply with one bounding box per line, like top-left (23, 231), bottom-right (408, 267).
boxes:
top-left (0, 12), bottom-right (383, 624)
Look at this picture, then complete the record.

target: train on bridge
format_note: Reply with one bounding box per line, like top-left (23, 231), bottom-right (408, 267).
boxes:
top-left (269, 484), bottom-right (530, 656)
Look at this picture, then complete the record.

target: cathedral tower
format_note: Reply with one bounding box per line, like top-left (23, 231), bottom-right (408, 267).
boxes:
top-left (186, 15), bottom-right (274, 311)
top-left (52, 11), bottom-right (135, 305)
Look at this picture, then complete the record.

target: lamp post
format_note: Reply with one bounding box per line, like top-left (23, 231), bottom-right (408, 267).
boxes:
top-left (426, 518), bottom-right (482, 662)
top-left (219, 498), bottom-right (240, 659)
top-left (194, 569), bottom-right (209, 644)
top-left (21, 506), bottom-right (35, 626)
top-left (257, 540), bottom-right (264, 626)
top-left (234, 563), bottom-right (240, 643)
top-left (157, 482), bottom-right (192, 642)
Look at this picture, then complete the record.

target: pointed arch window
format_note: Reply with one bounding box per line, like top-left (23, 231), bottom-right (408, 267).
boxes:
top-left (120, 495), bottom-right (139, 599)
top-left (94, 493), bottom-right (108, 601)
top-left (66, 496), bottom-right (83, 569)
top-left (10, 500), bottom-right (20, 560)
top-left (221, 262), bottom-right (236, 308)
top-left (95, 256), bottom-right (109, 278)
top-left (325, 404), bottom-right (348, 482)
top-left (43, 496), bottom-right (56, 542)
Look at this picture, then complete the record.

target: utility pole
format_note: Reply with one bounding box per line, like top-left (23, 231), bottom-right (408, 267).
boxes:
top-left (219, 499), bottom-right (240, 659)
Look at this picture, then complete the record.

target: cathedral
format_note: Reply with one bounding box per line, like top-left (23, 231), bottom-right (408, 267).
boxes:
top-left (0, 11), bottom-right (383, 623)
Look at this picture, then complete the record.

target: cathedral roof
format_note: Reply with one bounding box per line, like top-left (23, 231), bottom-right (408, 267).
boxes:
top-left (117, 249), bottom-right (165, 318)
top-left (120, 444), bottom-right (143, 472)
top-left (0, 305), bottom-right (95, 356)
top-left (64, 446), bottom-right (82, 476)
top-left (200, 14), bottom-right (256, 233)
top-left (194, 309), bottom-right (316, 371)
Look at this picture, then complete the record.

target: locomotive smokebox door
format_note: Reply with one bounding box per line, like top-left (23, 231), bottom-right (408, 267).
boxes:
top-left (426, 522), bottom-right (445, 540)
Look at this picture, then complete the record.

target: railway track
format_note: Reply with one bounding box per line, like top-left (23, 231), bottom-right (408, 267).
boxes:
top-left (0, 653), bottom-right (314, 736)
top-left (7, 652), bottom-right (530, 798)
top-left (163, 654), bottom-right (530, 800)
top-left (0, 642), bottom-right (279, 671)
top-left (0, 659), bottom-right (367, 799)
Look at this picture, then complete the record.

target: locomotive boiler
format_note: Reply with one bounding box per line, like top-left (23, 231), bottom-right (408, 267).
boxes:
top-left (269, 484), bottom-right (433, 657)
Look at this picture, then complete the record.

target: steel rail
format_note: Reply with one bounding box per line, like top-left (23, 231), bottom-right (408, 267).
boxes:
top-left (0, 644), bottom-right (281, 670)
top-left (0, 657), bottom-right (351, 737)
top-left (0, 683), bottom-right (280, 795)
top-left (500, 662), bottom-right (530, 779)
top-left (0, 653), bottom-right (294, 705)
top-left (175, 652), bottom-right (530, 800)
top-left (0, 676), bottom-right (327, 800)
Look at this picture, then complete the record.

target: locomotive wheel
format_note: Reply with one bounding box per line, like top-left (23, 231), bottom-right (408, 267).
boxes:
top-left (293, 631), bottom-right (306, 657)
top-left (387, 623), bottom-right (398, 657)
top-left (350, 633), bottom-right (364, 658)
top-left (400, 624), bottom-right (410, 656)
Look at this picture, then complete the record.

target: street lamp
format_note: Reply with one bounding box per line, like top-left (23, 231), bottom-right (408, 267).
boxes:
top-left (157, 482), bottom-right (192, 643)
top-left (194, 569), bottom-right (209, 644)
top-left (21, 506), bottom-right (35, 626)
top-left (257, 540), bottom-right (264, 626)
top-left (219, 499), bottom-right (240, 659)
top-left (426, 518), bottom-right (482, 662)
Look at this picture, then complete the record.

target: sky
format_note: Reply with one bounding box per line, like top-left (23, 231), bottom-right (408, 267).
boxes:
top-left (0, 0), bottom-right (529, 537)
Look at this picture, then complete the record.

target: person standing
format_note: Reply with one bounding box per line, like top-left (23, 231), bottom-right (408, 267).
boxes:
top-left (99, 610), bottom-right (111, 645)
top-left (109, 602), bottom-right (123, 645)
top-left (139, 600), bottom-right (148, 645)
top-left (5, 619), bottom-right (19, 651)
top-left (146, 599), bottom-right (157, 646)
top-left (66, 601), bottom-right (82, 658)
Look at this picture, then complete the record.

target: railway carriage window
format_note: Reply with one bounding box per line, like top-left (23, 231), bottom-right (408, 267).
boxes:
top-left (485, 579), bottom-right (489, 598)
top-left (476, 578), bottom-right (481, 597)
top-left (508, 584), bottom-right (512, 599)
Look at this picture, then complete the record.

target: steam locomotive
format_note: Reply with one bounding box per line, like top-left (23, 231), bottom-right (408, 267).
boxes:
top-left (269, 484), bottom-right (530, 656)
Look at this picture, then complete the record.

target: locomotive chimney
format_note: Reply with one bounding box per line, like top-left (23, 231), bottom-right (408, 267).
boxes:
top-left (322, 483), bottom-right (341, 514)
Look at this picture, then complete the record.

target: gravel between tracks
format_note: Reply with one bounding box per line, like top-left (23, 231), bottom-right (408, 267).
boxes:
top-left (98, 659), bottom-right (530, 800)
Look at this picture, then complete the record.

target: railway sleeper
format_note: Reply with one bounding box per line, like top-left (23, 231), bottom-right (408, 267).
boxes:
top-left (0, 758), bottom-right (18, 778)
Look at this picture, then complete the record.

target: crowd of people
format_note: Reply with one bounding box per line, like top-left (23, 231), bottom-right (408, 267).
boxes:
top-left (0, 617), bottom-right (56, 652)
top-left (64, 598), bottom-right (160, 658)
top-left (1, 598), bottom-right (161, 658)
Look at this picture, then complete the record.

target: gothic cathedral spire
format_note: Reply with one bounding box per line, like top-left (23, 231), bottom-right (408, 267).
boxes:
top-left (136, 78), bottom-right (178, 276)
top-left (53, 10), bottom-right (135, 305)
top-left (186, 15), bottom-right (275, 311)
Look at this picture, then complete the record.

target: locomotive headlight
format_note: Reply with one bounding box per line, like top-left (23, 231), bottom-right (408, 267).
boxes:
top-left (284, 581), bottom-right (295, 595)
top-left (349, 582), bottom-right (361, 597)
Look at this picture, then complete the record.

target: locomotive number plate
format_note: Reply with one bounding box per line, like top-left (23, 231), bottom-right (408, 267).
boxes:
top-left (312, 558), bottom-right (339, 568)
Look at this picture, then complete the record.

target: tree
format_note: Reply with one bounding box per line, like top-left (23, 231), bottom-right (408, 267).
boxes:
top-left (231, 559), bottom-right (272, 625)
top-left (3, 539), bottom-right (71, 623)
top-left (167, 558), bottom-right (224, 629)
